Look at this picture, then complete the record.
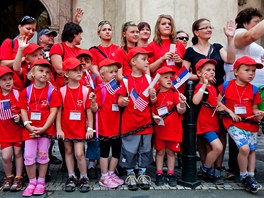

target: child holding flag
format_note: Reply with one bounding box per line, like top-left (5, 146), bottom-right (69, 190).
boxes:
top-left (118, 47), bottom-right (156, 191)
top-left (56, 57), bottom-right (93, 193)
top-left (89, 58), bottom-right (124, 188)
top-left (0, 66), bottom-right (23, 192)
top-left (192, 59), bottom-right (223, 181)
top-left (152, 66), bottom-right (186, 187)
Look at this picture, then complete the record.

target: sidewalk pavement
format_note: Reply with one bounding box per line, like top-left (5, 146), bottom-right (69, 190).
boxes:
top-left (1, 133), bottom-right (264, 193)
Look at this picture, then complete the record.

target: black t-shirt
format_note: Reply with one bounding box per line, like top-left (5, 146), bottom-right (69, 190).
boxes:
top-left (183, 43), bottom-right (225, 88)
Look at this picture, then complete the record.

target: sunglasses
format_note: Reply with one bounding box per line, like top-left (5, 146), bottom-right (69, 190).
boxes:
top-left (177, 36), bottom-right (189, 41)
top-left (19, 16), bottom-right (36, 24)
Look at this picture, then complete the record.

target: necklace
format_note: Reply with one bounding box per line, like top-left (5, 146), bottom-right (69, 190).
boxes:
top-left (235, 83), bottom-right (247, 104)
top-left (195, 44), bottom-right (210, 56)
top-left (67, 86), bottom-right (81, 110)
top-left (33, 86), bottom-right (45, 111)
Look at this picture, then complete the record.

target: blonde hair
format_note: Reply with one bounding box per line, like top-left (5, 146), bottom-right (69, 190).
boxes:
top-left (99, 65), bottom-right (118, 76)
top-left (153, 14), bottom-right (176, 45)
top-left (97, 20), bottom-right (112, 33)
top-left (27, 65), bottom-right (51, 81)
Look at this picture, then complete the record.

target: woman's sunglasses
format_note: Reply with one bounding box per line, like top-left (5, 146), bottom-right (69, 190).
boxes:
top-left (176, 36), bottom-right (189, 41)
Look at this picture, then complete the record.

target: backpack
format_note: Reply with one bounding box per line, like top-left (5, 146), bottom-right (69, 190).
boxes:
top-left (26, 84), bottom-right (54, 104)
top-left (257, 85), bottom-right (264, 111)
top-left (60, 85), bottom-right (89, 108)
top-left (89, 46), bottom-right (107, 58)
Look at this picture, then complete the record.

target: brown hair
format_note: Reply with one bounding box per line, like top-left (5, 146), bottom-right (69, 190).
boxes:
top-left (191, 18), bottom-right (210, 45)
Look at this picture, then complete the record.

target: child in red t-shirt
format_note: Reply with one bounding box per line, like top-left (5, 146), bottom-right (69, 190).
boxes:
top-left (218, 56), bottom-right (264, 193)
top-left (56, 57), bottom-right (93, 193)
top-left (152, 66), bottom-right (186, 187)
top-left (118, 47), bottom-right (156, 191)
top-left (18, 59), bottom-right (61, 196)
top-left (89, 58), bottom-right (124, 188)
top-left (0, 66), bottom-right (23, 192)
top-left (192, 59), bottom-right (223, 181)
top-left (76, 49), bottom-right (100, 179)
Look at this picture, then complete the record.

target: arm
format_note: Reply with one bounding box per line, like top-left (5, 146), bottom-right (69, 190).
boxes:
top-left (72, 8), bottom-right (84, 25)
top-left (89, 92), bottom-right (98, 112)
top-left (85, 108), bottom-right (94, 139)
top-left (149, 88), bottom-right (157, 104)
top-left (56, 106), bottom-right (65, 140)
top-left (149, 52), bottom-right (172, 73)
top-left (177, 93), bottom-right (187, 114)
top-left (235, 19), bottom-right (264, 49)
top-left (50, 54), bottom-right (64, 75)
top-left (13, 38), bottom-right (29, 76)
top-left (35, 107), bottom-right (58, 134)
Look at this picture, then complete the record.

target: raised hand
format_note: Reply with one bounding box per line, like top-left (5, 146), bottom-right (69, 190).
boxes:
top-left (73, 8), bottom-right (84, 24)
top-left (224, 20), bottom-right (237, 38)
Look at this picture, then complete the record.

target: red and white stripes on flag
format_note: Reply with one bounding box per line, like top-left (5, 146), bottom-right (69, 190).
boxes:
top-left (130, 88), bottom-right (148, 112)
top-left (105, 79), bottom-right (120, 95)
top-left (0, 100), bottom-right (13, 120)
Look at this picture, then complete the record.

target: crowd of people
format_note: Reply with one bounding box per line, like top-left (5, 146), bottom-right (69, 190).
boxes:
top-left (1, 7), bottom-right (264, 196)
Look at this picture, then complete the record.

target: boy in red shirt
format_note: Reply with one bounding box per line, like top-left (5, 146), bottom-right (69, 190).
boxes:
top-left (118, 47), bottom-right (156, 191)
top-left (192, 59), bottom-right (223, 181)
top-left (0, 66), bottom-right (23, 192)
top-left (56, 57), bottom-right (93, 193)
top-left (152, 66), bottom-right (186, 187)
top-left (218, 56), bottom-right (264, 193)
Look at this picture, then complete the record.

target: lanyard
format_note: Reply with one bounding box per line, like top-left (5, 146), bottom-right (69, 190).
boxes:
top-left (33, 86), bottom-right (45, 111)
top-left (235, 83), bottom-right (247, 104)
top-left (68, 86), bottom-right (81, 110)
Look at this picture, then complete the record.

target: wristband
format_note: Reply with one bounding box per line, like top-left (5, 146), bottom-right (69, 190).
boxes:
top-left (23, 121), bottom-right (32, 127)
top-left (199, 88), bottom-right (208, 94)
top-left (87, 127), bottom-right (94, 132)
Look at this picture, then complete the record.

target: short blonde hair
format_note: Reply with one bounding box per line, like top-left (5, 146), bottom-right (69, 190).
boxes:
top-left (27, 65), bottom-right (51, 81)
top-left (99, 65), bottom-right (118, 76)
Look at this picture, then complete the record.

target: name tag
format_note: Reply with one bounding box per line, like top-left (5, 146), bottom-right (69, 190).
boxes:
top-left (69, 111), bottom-right (81, 120)
top-left (157, 106), bottom-right (168, 116)
top-left (112, 104), bottom-right (119, 111)
top-left (30, 111), bottom-right (41, 120)
top-left (234, 105), bottom-right (247, 115)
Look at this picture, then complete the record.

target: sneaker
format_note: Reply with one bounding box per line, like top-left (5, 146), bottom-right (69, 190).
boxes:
top-left (200, 165), bottom-right (215, 180)
top-left (110, 173), bottom-right (124, 186)
top-left (2, 175), bottom-right (14, 191)
top-left (78, 177), bottom-right (90, 192)
top-left (50, 155), bottom-right (62, 165)
top-left (167, 174), bottom-right (177, 187)
top-left (10, 176), bottom-right (23, 192)
top-left (65, 176), bottom-right (78, 192)
top-left (137, 174), bottom-right (151, 190)
top-left (99, 175), bottom-right (119, 189)
top-left (242, 176), bottom-right (262, 193)
top-left (213, 168), bottom-right (224, 185)
top-left (125, 173), bottom-right (138, 191)
top-left (88, 167), bottom-right (98, 179)
top-left (22, 183), bottom-right (36, 197)
top-left (155, 174), bottom-right (164, 186)
top-left (33, 182), bottom-right (46, 195)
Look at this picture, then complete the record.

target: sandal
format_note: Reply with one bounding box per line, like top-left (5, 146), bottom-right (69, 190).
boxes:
top-left (2, 175), bottom-right (14, 191)
top-left (10, 176), bottom-right (23, 192)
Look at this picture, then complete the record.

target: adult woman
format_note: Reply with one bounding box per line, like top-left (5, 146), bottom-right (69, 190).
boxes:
top-left (225, 8), bottom-right (264, 87)
top-left (147, 14), bottom-right (185, 74)
top-left (115, 21), bottom-right (139, 79)
top-left (89, 20), bottom-right (119, 77)
top-left (176, 30), bottom-right (189, 48)
top-left (50, 22), bottom-right (83, 88)
top-left (137, 22), bottom-right (151, 47)
top-left (0, 16), bottom-right (37, 90)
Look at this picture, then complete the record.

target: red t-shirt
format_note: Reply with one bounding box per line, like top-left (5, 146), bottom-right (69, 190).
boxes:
top-left (147, 39), bottom-right (186, 74)
top-left (114, 47), bottom-right (134, 77)
top-left (80, 70), bottom-right (101, 89)
top-left (194, 83), bottom-right (220, 134)
top-left (18, 83), bottom-right (61, 140)
top-left (95, 84), bottom-right (120, 137)
top-left (153, 89), bottom-right (183, 142)
top-left (118, 74), bottom-right (153, 135)
top-left (218, 80), bottom-right (262, 132)
top-left (0, 89), bottom-right (23, 143)
top-left (90, 44), bottom-right (119, 66)
top-left (49, 42), bottom-right (82, 87)
top-left (59, 85), bottom-right (91, 139)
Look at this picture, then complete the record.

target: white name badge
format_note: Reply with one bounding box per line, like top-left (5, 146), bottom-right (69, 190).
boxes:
top-left (234, 105), bottom-right (247, 115)
top-left (69, 111), bottom-right (81, 120)
top-left (157, 106), bottom-right (168, 116)
top-left (112, 104), bottom-right (119, 112)
top-left (30, 111), bottom-right (41, 120)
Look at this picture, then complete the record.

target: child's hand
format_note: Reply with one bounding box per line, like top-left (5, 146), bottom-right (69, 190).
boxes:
top-left (149, 88), bottom-right (156, 100)
top-left (86, 128), bottom-right (94, 139)
top-left (152, 114), bottom-right (161, 124)
top-left (229, 111), bottom-right (242, 122)
top-left (179, 93), bottom-right (186, 104)
top-left (57, 130), bottom-right (65, 140)
top-left (122, 97), bottom-right (130, 107)
top-left (201, 72), bottom-right (209, 85)
top-left (162, 52), bottom-right (174, 62)
top-left (89, 92), bottom-right (96, 102)
top-left (12, 114), bottom-right (20, 122)
top-left (18, 37), bottom-right (29, 50)
top-left (254, 110), bottom-right (264, 121)
top-left (216, 103), bottom-right (225, 112)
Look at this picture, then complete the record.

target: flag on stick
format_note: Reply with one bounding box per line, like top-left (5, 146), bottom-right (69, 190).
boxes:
top-left (0, 100), bottom-right (12, 120)
top-left (105, 79), bottom-right (120, 95)
top-left (130, 88), bottom-right (148, 112)
top-left (172, 66), bottom-right (191, 89)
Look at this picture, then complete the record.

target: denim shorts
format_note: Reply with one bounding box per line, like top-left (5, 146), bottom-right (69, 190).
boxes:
top-left (227, 126), bottom-right (258, 151)
top-left (202, 131), bottom-right (219, 143)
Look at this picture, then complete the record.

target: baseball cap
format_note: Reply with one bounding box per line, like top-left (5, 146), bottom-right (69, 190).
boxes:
top-left (156, 66), bottom-right (176, 75)
top-left (98, 58), bottom-right (122, 70)
top-left (63, 57), bottom-right (82, 71)
top-left (0, 66), bottom-right (14, 78)
top-left (23, 43), bottom-right (43, 56)
top-left (127, 46), bottom-right (153, 63)
top-left (75, 49), bottom-right (93, 59)
top-left (31, 59), bottom-right (53, 71)
top-left (195, 59), bottom-right (217, 71)
top-left (38, 28), bottom-right (57, 38)
top-left (233, 56), bottom-right (263, 70)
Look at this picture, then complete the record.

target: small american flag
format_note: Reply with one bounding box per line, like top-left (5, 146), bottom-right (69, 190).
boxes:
top-left (130, 88), bottom-right (148, 112)
top-left (105, 79), bottom-right (120, 95)
top-left (0, 100), bottom-right (13, 120)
